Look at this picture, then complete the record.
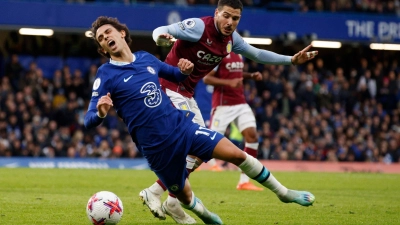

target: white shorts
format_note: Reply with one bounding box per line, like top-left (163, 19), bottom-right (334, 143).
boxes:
top-left (210, 104), bottom-right (256, 134)
top-left (165, 88), bottom-right (205, 127)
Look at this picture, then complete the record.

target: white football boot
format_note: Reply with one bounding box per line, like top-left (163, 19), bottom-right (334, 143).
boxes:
top-left (139, 188), bottom-right (166, 220)
top-left (162, 198), bottom-right (197, 224)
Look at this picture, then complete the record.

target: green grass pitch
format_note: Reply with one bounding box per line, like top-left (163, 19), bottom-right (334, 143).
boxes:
top-left (0, 168), bottom-right (399, 224)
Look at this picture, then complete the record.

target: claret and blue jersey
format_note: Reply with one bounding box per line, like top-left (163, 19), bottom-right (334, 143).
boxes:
top-left (84, 51), bottom-right (196, 154)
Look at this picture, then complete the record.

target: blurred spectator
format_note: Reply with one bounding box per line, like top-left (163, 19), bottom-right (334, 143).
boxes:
top-left (0, 2), bottom-right (398, 163)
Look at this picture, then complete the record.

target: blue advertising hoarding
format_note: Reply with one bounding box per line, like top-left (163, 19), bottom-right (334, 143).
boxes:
top-left (0, 1), bottom-right (399, 43)
top-left (0, 157), bottom-right (149, 169)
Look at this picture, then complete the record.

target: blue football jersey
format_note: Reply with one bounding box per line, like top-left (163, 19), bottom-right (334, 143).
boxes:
top-left (84, 51), bottom-right (195, 154)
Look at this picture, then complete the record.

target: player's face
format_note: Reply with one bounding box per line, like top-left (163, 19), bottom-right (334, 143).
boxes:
top-left (96, 24), bottom-right (126, 55)
top-left (214, 6), bottom-right (241, 36)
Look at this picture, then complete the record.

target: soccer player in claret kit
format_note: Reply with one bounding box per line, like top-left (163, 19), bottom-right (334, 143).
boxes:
top-left (84, 16), bottom-right (315, 225)
top-left (140, 0), bottom-right (317, 222)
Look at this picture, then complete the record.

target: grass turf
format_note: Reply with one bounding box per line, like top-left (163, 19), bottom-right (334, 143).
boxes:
top-left (0, 168), bottom-right (399, 224)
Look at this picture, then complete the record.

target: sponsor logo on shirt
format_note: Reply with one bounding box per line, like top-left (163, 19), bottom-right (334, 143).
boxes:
top-left (226, 62), bottom-right (244, 71)
top-left (196, 51), bottom-right (223, 64)
top-left (92, 92), bottom-right (99, 97)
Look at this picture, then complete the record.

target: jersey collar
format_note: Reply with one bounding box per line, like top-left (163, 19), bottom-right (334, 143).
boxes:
top-left (109, 53), bottom-right (136, 66)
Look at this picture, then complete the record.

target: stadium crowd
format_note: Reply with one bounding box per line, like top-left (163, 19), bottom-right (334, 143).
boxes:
top-left (1, 42), bottom-right (399, 163)
top-left (0, 0), bottom-right (399, 163)
top-left (61, 0), bottom-right (400, 15)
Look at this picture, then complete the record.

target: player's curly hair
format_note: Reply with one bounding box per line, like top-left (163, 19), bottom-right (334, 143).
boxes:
top-left (218, 0), bottom-right (243, 12)
top-left (90, 16), bottom-right (132, 58)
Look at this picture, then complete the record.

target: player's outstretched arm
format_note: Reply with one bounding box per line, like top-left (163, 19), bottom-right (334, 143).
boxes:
top-left (291, 45), bottom-right (318, 65)
top-left (153, 25), bottom-right (175, 47)
top-left (203, 69), bottom-right (243, 88)
top-left (153, 18), bottom-right (205, 46)
top-left (243, 71), bottom-right (262, 81)
top-left (158, 58), bottom-right (194, 82)
top-left (233, 32), bottom-right (317, 65)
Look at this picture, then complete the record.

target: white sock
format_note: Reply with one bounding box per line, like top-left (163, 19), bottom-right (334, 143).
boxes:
top-left (167, 195), bottom-right (177, 202)
top-left (208, 158), bottom-right (217, 166)
top-left (245, 142), bottom-right (259, 150)
top-left (238, 154), bottom-right (288, 197)
top-left (239, 142), bottom-right (259, 184)
top-left (186, 155), bottom-right (196, 170)
top-left (166, 195), bottom-right (178, 207)
top-left (239, 172), bottom-right (250, 184)
top-left (149, 182), bottom-right (165, 196)
top-left (180, 192), bottom-right (206, 216)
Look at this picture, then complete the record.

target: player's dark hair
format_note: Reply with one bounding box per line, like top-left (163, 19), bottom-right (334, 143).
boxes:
top-left (217, 0), bottom-right (243, 12)
top-left (90, 16), bottom-right (132, 58)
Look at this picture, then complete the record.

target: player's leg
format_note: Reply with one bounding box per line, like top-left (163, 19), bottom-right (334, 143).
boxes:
top-left (185, 96), bottom-right (210, 172)
top-left (140, 89), bottom-right (200, 215)
top-left (236, 104), bottom-right (263, 191)
top-left (146, 144), bottom-right (196, 224)
top-left (212, 137), bottom-right (315, 206)
top-left (208, 106), bottom-right (234, 171)
top-left (175, 179), bottom-right (223, 225)
top-left (153, 127), bottom-right (222, 225)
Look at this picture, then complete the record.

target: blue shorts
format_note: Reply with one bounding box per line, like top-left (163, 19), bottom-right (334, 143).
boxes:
top-left (144, 123), bottom-right (224, 194)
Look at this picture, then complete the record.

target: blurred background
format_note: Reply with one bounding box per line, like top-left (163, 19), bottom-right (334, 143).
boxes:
top-left (0, 0), bottom-right (399, 165)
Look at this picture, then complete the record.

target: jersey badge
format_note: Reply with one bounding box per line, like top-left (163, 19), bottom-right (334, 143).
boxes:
top-left (147, 66), bottom-right (156, 75)
top-left (183, 19), bottom-right (195, 28)
top-left (93, 78), bottom-right (101, 90)
top-left (178, 102), bottom-right (190, 110)
top-left (226, 41), bottom-right (232, 53)
top-left (213, 119), bottom-right (220, 127)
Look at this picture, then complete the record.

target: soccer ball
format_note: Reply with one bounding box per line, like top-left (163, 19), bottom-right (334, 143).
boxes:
top-left (86, 191), bottom-right (124, 225)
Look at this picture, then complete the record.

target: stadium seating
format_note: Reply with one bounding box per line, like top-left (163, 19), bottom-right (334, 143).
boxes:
top-left (35, 56), bottom-right (64, 79)
top-left (65, 56), bottom-right (96, 75)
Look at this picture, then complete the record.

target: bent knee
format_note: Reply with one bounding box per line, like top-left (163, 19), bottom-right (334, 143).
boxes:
top-left (230, 151), bottom-right (247, 166)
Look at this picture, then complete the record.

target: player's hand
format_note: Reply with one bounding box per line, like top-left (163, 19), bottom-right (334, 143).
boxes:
top-left (178, 58), bottom-right (194, 75)
top-left (156, 33), bottom-right (175, 47)
top-left (228, 78), bottom-right (243, 88)
top-left (291, 45), bottom-right (318, 65)
top-left (97, 93), bottom-right (113, 118)
top-left (251, 72), bottom-right (263, 81)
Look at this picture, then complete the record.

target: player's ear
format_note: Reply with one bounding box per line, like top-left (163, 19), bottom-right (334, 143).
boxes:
top-left (214, 9), bottom-right (219, 17)
top-left (121, 30), bottom-right (126, 38)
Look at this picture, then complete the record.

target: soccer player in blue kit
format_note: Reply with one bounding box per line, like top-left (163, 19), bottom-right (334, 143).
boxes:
top-left (84, 16), bottom-right (315, 225)
top-left (141, 0), bottom-right (317, 223)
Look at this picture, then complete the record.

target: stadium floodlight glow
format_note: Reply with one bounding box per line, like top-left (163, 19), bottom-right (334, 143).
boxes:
top-left (85, 30), bottom-right (93, 38)
top-left (243, 37), bottom-right (272, 45)
top-left (311, 40), bottom-right (341, 48)
top-left (370, 43), bottom-right (400, 51)
top-left (19, 28), bottom-right (54, 36)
